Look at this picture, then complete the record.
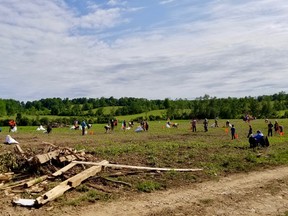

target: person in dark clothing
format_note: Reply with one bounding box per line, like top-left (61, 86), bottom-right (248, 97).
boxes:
top-left (191, 119), bottom-right (197, 132)
top-left (247, 125), bottom-right (253, 138)
top-left (249, 130), bottom-right (269, 148)
top-left (203, 118), bottom-right (208, 132)
top-left (268, 121), bottom-right (273, 136)
top-left (274, 120), bottom-right (279, 133)
top-left (46, 125), bottom-right (52, 134)
top-left (81, 120), bottom-right (87, 135)
top-left (110, 119), bottom-right (114, 131)
top-left (231, 125), bottom-right (236, 140)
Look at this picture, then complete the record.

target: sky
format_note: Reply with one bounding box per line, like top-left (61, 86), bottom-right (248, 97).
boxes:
top-left (1, 0), bottom-right (288, 102)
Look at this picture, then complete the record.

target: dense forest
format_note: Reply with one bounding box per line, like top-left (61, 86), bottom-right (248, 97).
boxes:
top-left (1, 92), bottom-right (288, 126)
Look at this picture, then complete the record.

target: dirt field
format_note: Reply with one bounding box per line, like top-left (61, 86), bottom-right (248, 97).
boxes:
top-left (3, 166), bottom-right (288, 216)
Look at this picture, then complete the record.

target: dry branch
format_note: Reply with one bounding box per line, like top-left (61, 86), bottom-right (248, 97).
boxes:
top-left (101, 177), bottom-right (132, 187)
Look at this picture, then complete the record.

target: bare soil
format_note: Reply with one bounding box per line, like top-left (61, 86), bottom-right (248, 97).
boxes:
top-left (3, 166), bottom-right (288, 216)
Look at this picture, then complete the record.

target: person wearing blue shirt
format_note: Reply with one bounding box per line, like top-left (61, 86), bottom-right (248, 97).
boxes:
top-left (231, 125), bottom-right (236, 140)
top-left (253, 130), bottom-right (264, 141)
top-left (81, 120), bottom-right (87, 135)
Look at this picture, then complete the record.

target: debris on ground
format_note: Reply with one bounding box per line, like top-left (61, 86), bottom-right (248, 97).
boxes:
top-left (0, 141), bottom-right (203, 208)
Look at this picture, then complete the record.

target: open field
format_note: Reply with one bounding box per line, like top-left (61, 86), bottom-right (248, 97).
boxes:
top-left (0, 118), bottom-right (288, 215)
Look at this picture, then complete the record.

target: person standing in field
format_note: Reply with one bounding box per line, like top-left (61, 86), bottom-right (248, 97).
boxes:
top-left (81, 120), bottom-right (87, 135)
top-left (110, 119), bottom-right (114, 131)
top-left (214, 118), bottom-right (219, 127)
top-left (231, 124), bottom-right (236, 140)
top-left (203, 118), bottom-right (208, 132)
top-left (191, 119), bottom-right (197, 132)
top-left (122, 120), bottom-right (127, 130)
top-left (274, 120), bottom-right (279, 133)
top-left (46, 124), bottom-right (52, 134)
top-left (247, 125), bottom-right (253, 138)
top-left (268, 121), bottom-right (273, 136)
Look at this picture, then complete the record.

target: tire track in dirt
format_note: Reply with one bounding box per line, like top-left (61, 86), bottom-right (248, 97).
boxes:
top-left (63, 166), bottom-right (288, 216)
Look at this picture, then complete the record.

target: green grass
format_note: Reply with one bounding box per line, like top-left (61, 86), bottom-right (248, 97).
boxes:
top-left (136, 180), bottom-right (163, 193)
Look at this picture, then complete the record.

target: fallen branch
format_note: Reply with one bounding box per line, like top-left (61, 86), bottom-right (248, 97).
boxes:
top-left (101, 177), bottom-right (132, 187)
top-left (86, 183), bottom-right (114, 193)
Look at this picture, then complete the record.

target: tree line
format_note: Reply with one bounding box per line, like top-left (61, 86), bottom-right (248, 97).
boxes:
top-left (0, 92), bottom-right (288, 126)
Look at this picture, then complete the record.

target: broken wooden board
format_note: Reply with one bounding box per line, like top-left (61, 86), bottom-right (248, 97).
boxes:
top-left (67, 160), bottom-right (108, 187)
top-left (52, 162), bottom-right (77, 177)
top-left (24, 175), bottom-right (48, 188)
top-left (58, 154), bottom-right (78, 163)
top-left (35, 181), bottom-right (71, 206)
top-left (72, 161), bottom-right (203, 172)
top-left (0, 172), bottom-right (14, 182)
top-left (14, 145), bottom-right (25, 154)
top-left (35, 150), bottom-right (61, 164)
top-left (35, 160), bottom-right (108, 206)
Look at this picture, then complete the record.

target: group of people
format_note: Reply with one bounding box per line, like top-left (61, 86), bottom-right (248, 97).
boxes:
top-left (267, 120), bottom-right (284, 136)
top-left (189, 117), bottom-right (284, 148)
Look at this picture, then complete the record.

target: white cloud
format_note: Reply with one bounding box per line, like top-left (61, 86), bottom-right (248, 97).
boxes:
top-left (1, 0), bottom-right (288, 101)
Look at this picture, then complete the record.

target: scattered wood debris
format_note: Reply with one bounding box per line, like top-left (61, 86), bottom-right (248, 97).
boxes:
top-left (0, 142), bottom-right (203, 208)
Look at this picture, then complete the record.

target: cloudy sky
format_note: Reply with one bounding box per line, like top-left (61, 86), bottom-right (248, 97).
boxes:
top-left (1, 0), bottom-right (288, 102)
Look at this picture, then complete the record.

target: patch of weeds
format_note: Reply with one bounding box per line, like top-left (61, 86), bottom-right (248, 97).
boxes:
top-left (245, 153), bottom-right (257, 163)
top-left (278, 211), bottom-right (288, 216)
top-left (163, 170), bottom-right (179, 180)
top-left (76, 184), bottom-right (89, 192)
top-left (146, 154), bottom-right (157, 166)
top-left (85, 190), bottom-right (111, 202)
top-left (65, 198), bottom-right (82, 206)
top-left (200, 162), bottom-right (221, 177)
top-left (136, 180), bottom-right (162, 193)
top-left (269, 150), bottom-right (288, 164)
top-left (74, 144), bottom-right (86, 151)
top-left (199, 198), bottom-right (214, 205)
top-left (64, 190), bottom-right (111, 206)
top-left (0, 153), bottom-right (19, 172)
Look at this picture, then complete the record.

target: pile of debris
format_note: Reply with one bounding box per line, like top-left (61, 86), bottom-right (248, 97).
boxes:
top-left (0, 142), bottom-right (203, 208)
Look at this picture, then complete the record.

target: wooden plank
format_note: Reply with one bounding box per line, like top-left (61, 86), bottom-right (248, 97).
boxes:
top-left (35, 160), bottom-right (108, 206)
top-left (67, 166), bottom-right (102, 187)
top-left (35, 181), bottom-right (71, 205)
top-left (24, 175), bottom-right (48, 188)
top-left (14, 145), bottom-right (25, 154)
top-left (0, 172), bottom-right (14, 181)
top-left (35, 150), bottom-right (61, 164)
top-left (67, 160), bottom-right (108, 187)
top-left (52, 162), bottom-right (77, 177)
top-left (58, 154), bottom-right (78, 163)
top-left (72, 161), bottom-right (203, 172)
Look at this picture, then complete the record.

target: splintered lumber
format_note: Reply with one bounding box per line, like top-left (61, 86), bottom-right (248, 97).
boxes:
top-left (35, 181), bottom-right (71, 205)
top-left (35, 150), bottom-right (61, 164)
top-left (67, 160), bottom-right (109, 187)
top-left (52, 162), bottom-right (77, 177)
top-left (59, 155), bottom-right (78, 163)
top-left (72, 161), bottom-right (203, 172)
top-left (14, 145), bottom-right (25, 154)
top-left (36, 160), bottom-right (108, 206)
top-left (41, 141), bottom-right (59, 149)
top-left (24, 175), bottom-right (48, 188)
top-left (0, 172), bottom-right (14, 182)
